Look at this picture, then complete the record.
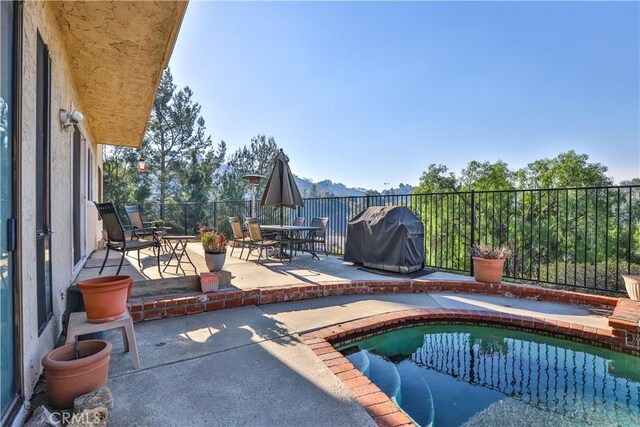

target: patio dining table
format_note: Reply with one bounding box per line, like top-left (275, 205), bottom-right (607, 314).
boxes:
top-left (260, 225), bottom-right (322, 261)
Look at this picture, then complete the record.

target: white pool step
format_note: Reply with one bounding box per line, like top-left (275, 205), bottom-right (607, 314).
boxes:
top-left (346, 349), bottom-right (370, 376)
top-left (348, 350), bottom-right (401, 402)
top-left (397, 361), bottom-right (435, 427)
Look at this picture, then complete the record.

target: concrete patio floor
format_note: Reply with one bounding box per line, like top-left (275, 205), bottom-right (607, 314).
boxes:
top-left (105, 290), bottom-right (611, 426)
top-left (75, 244), bottom-right (429, 291)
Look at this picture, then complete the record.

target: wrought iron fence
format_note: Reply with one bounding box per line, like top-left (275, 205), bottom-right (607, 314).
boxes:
top-left (126, 185), bottom-right (640, 294)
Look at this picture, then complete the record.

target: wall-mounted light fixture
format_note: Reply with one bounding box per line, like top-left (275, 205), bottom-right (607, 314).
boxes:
top-left (59, 108), bottom-right (84, 134)
top-left (137, 157), bottom-right (147, 173)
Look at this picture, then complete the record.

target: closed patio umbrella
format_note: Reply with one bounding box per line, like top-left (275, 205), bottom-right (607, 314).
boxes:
top-left (260, 149), bottom-right (304, 225)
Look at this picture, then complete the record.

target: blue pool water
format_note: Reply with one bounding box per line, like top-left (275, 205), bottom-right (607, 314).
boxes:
top-left (340, 325), bottom-right (640, 427)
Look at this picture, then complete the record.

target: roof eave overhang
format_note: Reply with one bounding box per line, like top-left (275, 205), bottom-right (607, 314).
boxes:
top-left (50, 0), bottom-right (189, 148)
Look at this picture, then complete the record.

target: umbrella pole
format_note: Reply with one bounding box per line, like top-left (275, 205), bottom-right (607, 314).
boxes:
top-left (276, 207), bottom-right (288, 259)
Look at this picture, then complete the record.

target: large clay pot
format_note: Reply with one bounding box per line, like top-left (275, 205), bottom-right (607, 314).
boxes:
top-left (204, 252), bottom-right (226, 272)
top-left (78, 276), bottom-right (132, 323)
top-left (472, 257), bottom-right (505, 283)
top-left (42, 340), bottom-right (112, 409)
top-left (621, 275), bottom-right (640, 300)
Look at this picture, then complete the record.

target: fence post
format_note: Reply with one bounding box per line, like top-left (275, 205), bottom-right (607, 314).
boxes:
top-left (470, 190), bottom-right (476, 276)
top-left (366, 194), bottom-right (371, 208)
top-left (183, 203), bottom-right (188, 234)
top-left (213, 201), bottom-right (217, 230)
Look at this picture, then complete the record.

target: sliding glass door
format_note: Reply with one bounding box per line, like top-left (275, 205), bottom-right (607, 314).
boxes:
top-left (72, 127), bottom-right (83, 266)
top-left (36, 32), bottom-right (52, 334)
top-left (0, 0), bottom-right (18, 420)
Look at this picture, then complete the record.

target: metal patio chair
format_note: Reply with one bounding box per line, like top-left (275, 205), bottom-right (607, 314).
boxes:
top-left (245, 217), bottom-right (280, 264)
top-left (125, 204), bottom-right (170, 252)
top-left (304, 217), bottom-right (329, 256)
top-left (95, 202), bottom-right (162, 275)
top-left (290, 216), bottom-right (306, 255)
top-left (124, 205), bottom-right (154, 239)
top-left (228, 216), bottom-right (251, 259)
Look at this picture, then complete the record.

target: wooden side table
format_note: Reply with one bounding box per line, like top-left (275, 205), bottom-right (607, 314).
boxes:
top-left (66, 310), bottom-right (140, 369)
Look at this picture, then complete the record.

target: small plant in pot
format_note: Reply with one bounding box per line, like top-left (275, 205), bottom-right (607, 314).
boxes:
top-left (471, 244), bottom-right (513, 283)
top-left (202, 231), bottom-right (227, 272)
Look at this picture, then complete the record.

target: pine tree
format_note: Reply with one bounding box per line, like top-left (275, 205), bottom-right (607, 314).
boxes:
top-left (141, 68), bottom-right (224, 216)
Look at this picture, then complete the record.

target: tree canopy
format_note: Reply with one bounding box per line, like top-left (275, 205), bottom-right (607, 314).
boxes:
top-left (414, 151), bottom-right (614, 195)
top-left (217, 135), bottom-right (281, 203)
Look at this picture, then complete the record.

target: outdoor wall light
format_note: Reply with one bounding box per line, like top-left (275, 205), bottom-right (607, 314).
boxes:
top-left (59, 108), bottom-right (84, 133)
top-left (137, 158), bottom-right (147, 173)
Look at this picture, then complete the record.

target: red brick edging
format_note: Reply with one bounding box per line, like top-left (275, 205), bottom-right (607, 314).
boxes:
top-left (300, 308), bottom-right (638, 427)
top-left (128, 279), bottom-right (620, 322)
top-left (609, 299), bottom-right (640, 332)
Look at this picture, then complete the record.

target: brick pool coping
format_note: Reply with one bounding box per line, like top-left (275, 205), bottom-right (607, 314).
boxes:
top-left (127, 278), bottom-right (621, 322)
top-left (299, 307), bottom-right (639, 427)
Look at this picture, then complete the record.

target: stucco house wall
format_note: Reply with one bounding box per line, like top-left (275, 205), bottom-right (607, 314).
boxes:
top-left (19, 0), bottom-right (101, 401)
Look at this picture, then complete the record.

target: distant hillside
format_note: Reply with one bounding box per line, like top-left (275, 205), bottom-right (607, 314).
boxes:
top-left (294, 176), bottom-right (415, 198)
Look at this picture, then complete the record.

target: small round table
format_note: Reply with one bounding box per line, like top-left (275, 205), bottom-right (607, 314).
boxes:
top-left (162, 235), bottom-right (197, 275)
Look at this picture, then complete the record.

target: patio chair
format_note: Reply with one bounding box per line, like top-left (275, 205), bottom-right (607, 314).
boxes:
top-left (95, 202), bottom-right (162, 276)
top-left (245, 217), bottom-right (280, 264)
top-left (228, 216), bottom-right (251, 259)
top-left (305, 217), bottom-right (329, 257)
top-left (124, 205), bottom-right (154, 239)
top-left (290, 217), bottom-right (305, 255)
top-left (125, 204), bottom-right (171, 253)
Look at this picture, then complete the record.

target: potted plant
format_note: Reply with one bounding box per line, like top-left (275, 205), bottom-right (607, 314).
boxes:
top-left (621, 275), bottom-right (640, 300)
top-left (201, 231), bottom-right (227, 272)
top-left (77, 275), bottom-right (132, 323)
top-left (42, 340), bottom-right (112, 409)
top-left (471, 244), bottom-right (513, 283)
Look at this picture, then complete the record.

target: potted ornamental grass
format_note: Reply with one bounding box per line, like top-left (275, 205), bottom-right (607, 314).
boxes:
top-left (471, 244), bottom-right (513, 283)
top-left (201, 230), bottom-right (227, 272)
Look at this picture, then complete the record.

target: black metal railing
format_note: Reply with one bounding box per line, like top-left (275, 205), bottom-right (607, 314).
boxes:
top-left (124, 185), bottom-right (640, 294)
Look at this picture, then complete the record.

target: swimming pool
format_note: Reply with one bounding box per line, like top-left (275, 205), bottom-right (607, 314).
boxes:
top-left (340, 325), bottom-right (640, 427)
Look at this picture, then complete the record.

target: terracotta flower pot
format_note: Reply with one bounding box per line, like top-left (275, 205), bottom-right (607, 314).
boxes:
top-left (473, 257), bottom-right (505, 283)
top-left (42, 340), bottom-right (112, 409)
top-left (621, 275), bottom-right (640, 300)
top-left (204, 252), bottom-right (226, 272)
top-left (78, 275), bottom-right (132, 323)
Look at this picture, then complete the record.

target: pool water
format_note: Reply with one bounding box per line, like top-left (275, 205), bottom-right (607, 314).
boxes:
top-left (339, 325), bottom-right (640, 427)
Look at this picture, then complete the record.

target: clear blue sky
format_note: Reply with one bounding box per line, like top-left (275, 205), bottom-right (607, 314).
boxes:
top-left (169, 1), bottom-right (640, 190)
